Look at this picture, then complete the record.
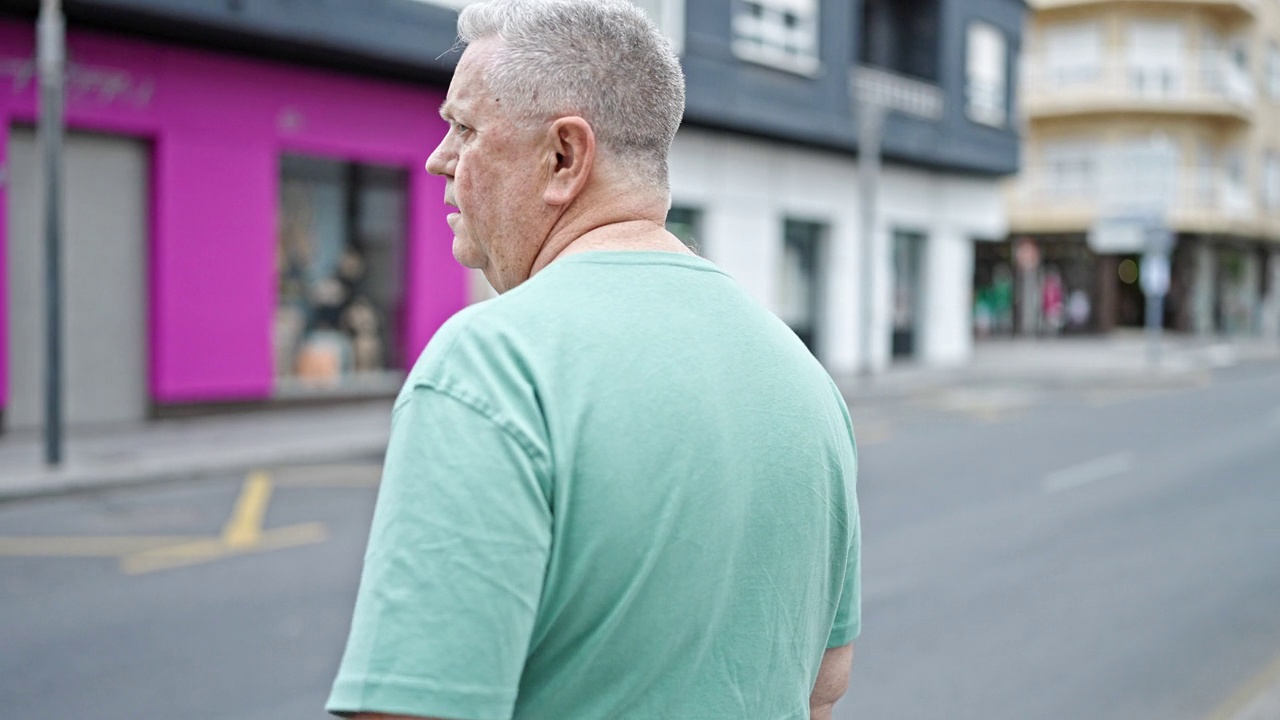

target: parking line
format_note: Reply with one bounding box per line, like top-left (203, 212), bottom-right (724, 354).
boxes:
top-left (222, 470), bottom-right (273, 549)
top-left (120, 522), bottom-right (327, 575)
top-left (0, 535), bottom-right (197, 556)
top-left (1043, 452), bottom-right (1135, 493)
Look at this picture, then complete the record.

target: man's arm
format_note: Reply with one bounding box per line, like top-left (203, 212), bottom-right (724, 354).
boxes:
top-left (810, 643), bottom-right (854, 720)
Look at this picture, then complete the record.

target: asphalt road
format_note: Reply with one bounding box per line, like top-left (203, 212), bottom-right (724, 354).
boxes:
top-left (0, 364), bottom-right (1277, 720)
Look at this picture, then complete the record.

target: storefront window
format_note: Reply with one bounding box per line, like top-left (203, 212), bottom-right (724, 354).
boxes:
top-left (275, 155), bottom-right (406, 393)
top-left (666, 206), bottom-right (703, 253)
top-left (779, 219), bottom-right (825, 355)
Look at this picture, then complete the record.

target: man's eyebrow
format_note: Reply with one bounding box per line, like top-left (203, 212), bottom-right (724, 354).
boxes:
top-left (438, 101), bottom-right (453, 120)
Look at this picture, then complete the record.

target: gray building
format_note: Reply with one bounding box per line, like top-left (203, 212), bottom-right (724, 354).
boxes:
top-left (1, 0), bottom-right (1026, 433)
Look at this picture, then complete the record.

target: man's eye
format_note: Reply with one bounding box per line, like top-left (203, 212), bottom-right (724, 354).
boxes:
top-left (454, 122), bottom-right (472, 135)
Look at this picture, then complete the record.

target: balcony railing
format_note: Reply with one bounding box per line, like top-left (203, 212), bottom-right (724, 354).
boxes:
top-left (1021, 52), bottom-right (1255, 119)
top-left (1009, 164), bottom-right (1257, 230)
top-left (1031, 0), bottom-right (1255, 19)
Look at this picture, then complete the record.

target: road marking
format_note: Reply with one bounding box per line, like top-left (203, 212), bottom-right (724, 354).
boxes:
top-left (0, 535), bottom-right (198, 556)
top-left (120, 522), bottom-right (327, 575)
top-left (222, 470), bottom-right (272, 549)
top-left (1207, 654), bottom-right (1280, 720)
top-left (1043, 452), bottom-right (1135, 493)
top-left (0, 470), bottom-right (329, 574)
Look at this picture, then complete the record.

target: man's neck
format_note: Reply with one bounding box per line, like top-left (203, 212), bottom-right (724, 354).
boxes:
top-left (527, 202), bottom-right (694, 278)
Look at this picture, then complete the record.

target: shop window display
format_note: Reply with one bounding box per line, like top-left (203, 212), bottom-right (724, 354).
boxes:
top-left (276, 155), bottom-right (406, 392)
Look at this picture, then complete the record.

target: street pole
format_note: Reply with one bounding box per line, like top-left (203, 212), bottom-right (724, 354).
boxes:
top-left (38, 0), bottom-right (65, 466)
top-left (857, 102), bottom-right (884, 377)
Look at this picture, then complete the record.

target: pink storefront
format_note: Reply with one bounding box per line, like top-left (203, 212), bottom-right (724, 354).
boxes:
top-left (0, 20), bottom-right (464, 430)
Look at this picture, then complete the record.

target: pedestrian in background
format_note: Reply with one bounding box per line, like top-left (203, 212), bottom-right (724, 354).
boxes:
top-left (326, 1), bottom-right (861, 718)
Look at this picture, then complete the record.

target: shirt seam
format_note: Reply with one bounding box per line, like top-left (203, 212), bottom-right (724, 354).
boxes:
top-left (401, 381), bottom-right (549, 468)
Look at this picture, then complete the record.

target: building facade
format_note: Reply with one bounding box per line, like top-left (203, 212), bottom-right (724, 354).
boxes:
top-left (1, 0), bottom-right (1026, 432)
top-left (1007, 0), bottom-right (1280, 338)
top-left (664, 0), bottom-right (1026, 373)
top-left (1, 0), bottom-right (468, 431)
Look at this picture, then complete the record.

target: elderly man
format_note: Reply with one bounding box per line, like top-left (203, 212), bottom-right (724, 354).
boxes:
top-left (326, 1), bottom-right (860, 719)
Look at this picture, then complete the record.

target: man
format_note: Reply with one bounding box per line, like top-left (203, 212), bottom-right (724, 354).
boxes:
top-left (326, 1), bottom-right (860, 718)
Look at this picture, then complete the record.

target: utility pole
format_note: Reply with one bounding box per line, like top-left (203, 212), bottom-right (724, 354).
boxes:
top-left (855, 101), bottom-right (884, 378)
top-left (851, 66), bottom-right (943, 377)
top-left (38, 0), bottom-right (66, 466)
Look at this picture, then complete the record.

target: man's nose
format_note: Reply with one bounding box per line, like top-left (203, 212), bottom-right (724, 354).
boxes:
top-left (425, 140), bottom-right (452, 177)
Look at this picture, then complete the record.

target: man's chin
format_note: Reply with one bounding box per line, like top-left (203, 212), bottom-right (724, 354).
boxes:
top-left (451, 236), bottom-right (487, 271)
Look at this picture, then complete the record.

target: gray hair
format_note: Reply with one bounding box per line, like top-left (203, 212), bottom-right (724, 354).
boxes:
top-left (457, 0), bottom-right (686, 190)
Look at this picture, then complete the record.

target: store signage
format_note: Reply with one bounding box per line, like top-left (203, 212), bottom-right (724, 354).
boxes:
top-left (0, 55), bottom-right (154, 109)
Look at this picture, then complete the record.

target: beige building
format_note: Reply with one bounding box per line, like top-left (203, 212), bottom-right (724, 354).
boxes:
top-left (1003, 0), bottom-right (1280, 337)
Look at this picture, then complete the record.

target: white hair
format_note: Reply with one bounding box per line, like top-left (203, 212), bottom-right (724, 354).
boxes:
top-left (457, 0), bottom-right (686, 190)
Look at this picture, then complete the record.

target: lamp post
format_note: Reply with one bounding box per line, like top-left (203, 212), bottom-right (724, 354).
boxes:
top-left (38, 0), bottom-right (65, 465)
top-left (850, 66), bottom-right (943, 376)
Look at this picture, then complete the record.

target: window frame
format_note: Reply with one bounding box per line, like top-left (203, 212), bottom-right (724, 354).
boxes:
top-left (731, 0), bottom-right (822, 77)
top-left (965, 20), bottom-right (1009, 128)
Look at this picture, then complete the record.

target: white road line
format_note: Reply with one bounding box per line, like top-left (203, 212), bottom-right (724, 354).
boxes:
top-left (1043, 452), bottom-right (1136, 493)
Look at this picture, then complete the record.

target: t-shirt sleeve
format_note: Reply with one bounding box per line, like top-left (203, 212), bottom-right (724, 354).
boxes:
top-left (327, 385), bottom-right (552, 720)
top-left (827, 418), bottom-right (861, 649)
top-left (827, 491), bottom-right (861, 648)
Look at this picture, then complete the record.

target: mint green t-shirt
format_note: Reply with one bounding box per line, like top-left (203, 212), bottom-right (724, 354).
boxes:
top-left (328, 252), bottom-right (860, 720)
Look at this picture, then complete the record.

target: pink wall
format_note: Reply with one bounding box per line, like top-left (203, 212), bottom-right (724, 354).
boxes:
top-left (0, 20), bottom-right (462, 405)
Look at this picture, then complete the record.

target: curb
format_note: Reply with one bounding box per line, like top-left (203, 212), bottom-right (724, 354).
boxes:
top-left (0, 436), bottom-right (387, 503)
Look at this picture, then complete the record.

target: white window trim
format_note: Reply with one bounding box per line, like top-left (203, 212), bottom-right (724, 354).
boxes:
top-left (732, 0), bottom-right (822, 77)
top-left (966, 21), bottom-right (1008, 128)
top-left (630, 0), bottom-right (686, 55)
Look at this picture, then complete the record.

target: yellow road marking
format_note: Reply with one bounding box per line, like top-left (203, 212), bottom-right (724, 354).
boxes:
top-left (1207, 654), bottom-right (1280, 720)
top-left (120, 522), bottom-right (327, 575)
top-left (0, 536), bottom-right (199, 556)
top-left (0, 470), bottom-right (329, 575)
top-left (221, 471), bottom-right (273, 549)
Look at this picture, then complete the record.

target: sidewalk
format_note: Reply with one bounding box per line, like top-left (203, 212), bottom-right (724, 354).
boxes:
top-left (837, 332), bottom-right (1280, 401)
top-left (0, 399), bottom-right (393, 501)
top-left (3, 333), bottom-right (1278, 502)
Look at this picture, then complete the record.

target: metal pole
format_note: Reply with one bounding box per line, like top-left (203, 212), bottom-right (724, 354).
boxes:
top-left (38, 0), bottom-right (65, 466)
top-left (857, 102), bottom-right (884, 377)
top-left (1145, 291), bottom-right (1163, 367)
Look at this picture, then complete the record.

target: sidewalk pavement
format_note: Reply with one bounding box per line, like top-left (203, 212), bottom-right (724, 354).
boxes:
top-left (0, 399), bottom-right (393, 502)
top-left (3, 333), bottom-right (1278, 503)
top-left (836, 331), bottom-right (1280, 401)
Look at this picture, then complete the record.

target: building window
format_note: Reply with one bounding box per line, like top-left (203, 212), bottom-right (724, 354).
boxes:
top-left (1265, 152), bottom-right (1280, 212)
top-left (275, 155), bottom-right (407, 393)
top-left (966, 22), bottom-right (1008, 127)
top-left (630, 0), bottom-right (685, 54)
top-left (778, 219), bottom-right (824, 354)
top-left (666, 206), bottom-right (703, 253)
top-left (1042, 141), bottom-right (1097, 199)
top-left (891, 230), bottom-right (926, 359)
top-left (1042, 21), bottom-right (1102, 88)
top-left (1126, 21), bottom-right (1186, 98)
top-left (732, 0), bottom-right (820, 76)
top-left (858, 0), bottom-right (941, 82)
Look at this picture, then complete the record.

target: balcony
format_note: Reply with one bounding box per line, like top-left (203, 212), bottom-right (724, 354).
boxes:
top-left (1007, 164), bottom-right (1259, 236)
top-left (1021, 52), bottom-right (1255, 122)
top-left (1030, 0), bottom-right (1255, 23)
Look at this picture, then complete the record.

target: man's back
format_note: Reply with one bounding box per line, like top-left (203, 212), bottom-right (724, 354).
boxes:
top-left (328, 252), bottom-right (859, 720)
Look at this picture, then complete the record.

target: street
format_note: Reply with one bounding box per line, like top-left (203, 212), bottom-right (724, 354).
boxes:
top-left (1, 364), bottom-right (1278, 720)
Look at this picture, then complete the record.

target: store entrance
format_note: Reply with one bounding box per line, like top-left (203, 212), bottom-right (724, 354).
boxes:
top-left (5, 127), bottom-right (150, 431)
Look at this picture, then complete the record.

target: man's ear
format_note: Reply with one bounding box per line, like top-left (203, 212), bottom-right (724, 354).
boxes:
top-left (543, 116), bottom-right (595, 207)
